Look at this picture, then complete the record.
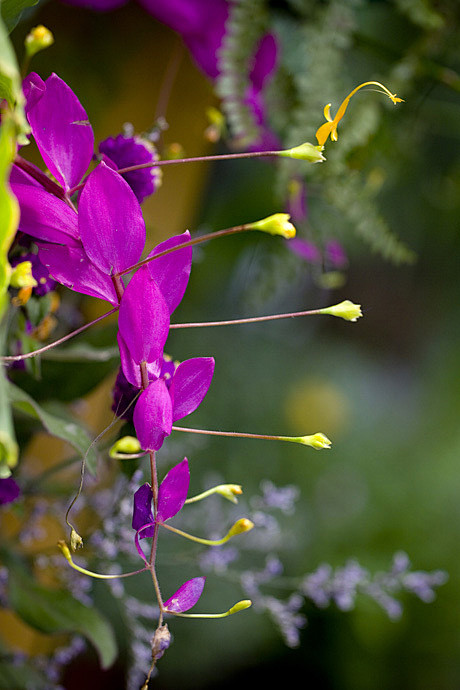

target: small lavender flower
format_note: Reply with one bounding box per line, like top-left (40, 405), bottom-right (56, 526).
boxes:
top-left (255, 479), bottom-right (300, 515)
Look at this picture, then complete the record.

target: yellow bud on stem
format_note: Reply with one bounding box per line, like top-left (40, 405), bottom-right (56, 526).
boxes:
top-left (318, 300), bottom-right (363, 322)
top-left (25, 25), bottom-right (54, 59)
top-left (278, 142), bottom-right (326, 163)
top-left (247, 213), bottom-right (296, 239)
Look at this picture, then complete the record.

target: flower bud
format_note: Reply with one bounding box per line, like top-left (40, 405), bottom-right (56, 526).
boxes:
top-left (25, 25), bottom-right (54, 59)
top-left (215, 484), bottom-right (243, 504)
top-left (319, 300), bottom-right (363, 322)
top-left (278, 143), bottom-right (326, 163)
top-left (109, 435), bottom-right (142, 458)
top-left (226, 518), bottom-right (254, 538)
top-left (248, 213), bottom-right (296, 239)
top-left (298, 433), bottom-right (332, 450)
top-left (9, 261), bottom-right (37, 289)
top-left (227, 599), bottom-right (252, 615)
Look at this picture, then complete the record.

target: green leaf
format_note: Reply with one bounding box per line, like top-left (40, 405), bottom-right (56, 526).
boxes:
top-left (0, 115), bottom-right (19, 320)
top-left (9, 572), bottom-right (117, 670)
top-left (0, 312), bottom-right (18, 477)
top-left (0, 14), bottom-right (21, 105)
top-left (8, 381), bottom-right (99, 475)
top-left (1, 0), bottom-right (39, 33)
top-left (0, 660), bottom-right (50, 689)
top-left (42, 342), bottom-right (120, 363)
top-left (0, 15), bottom-right (29, 139)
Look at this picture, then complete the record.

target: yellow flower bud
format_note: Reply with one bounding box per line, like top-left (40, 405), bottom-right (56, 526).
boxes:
top-left (298, 433), bottom-right (332, 450)
top-left (226, 518), bottom-right (254, 538)
top-left (227, 600), bottom-right (252, 615)
top-left (9, 261), bottom-right (37, 289)
top-left (248, 213), bottom-right (296, 239)
top-left (109, 435), bottom-right (142, 458)
top-left (25, 25), bottom-right (54, 59)
top-left (278, 142), bottom-right (326, 163)
top-left (215, 484), bottom-right (243, 504)
top-left (319, 300), bottom-right (363, 322)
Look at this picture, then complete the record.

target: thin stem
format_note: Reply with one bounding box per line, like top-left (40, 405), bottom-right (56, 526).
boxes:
top-left (1, 307), bottom-right (118, 362)
top-left (68, 149), bottom-right (279, 196)
top-left (112, 275), bottom-right (125, 303)
top-left (155, 37), bottom-right (184, 123)
top-left (115, 224), bottom-right (249, 277)
top-left (172, 425), bottom-right (292, 443)
top-left (159, 521), bottom-right (229, 546)
top-left (117, 149), bottom-right (278, 174)
top-left (170, 308), bottom-right (323, 330)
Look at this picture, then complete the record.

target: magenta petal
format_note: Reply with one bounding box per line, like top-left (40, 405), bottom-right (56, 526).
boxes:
top-left (147, 231), bottom-right (192, 314)
top-left (26, 73), bottom-right (94, 191)
top-left (164, 576), bottom-right (206, 613)
top-left (11, 183), bottom-right (80, 246)
top-left (132, 483), bottom-right (155, 538)
top-left (157, 458), bottom-right (189, 523)
top-left (23, 72), bottom-right (46, 113)
top-left (170, 357), bottom-right (215, 423)
top-left (133, 378), bottom-right (173, 451)
top-left (118, 266), bottom-right (170, 366)
top-left (117, 333), bottom-right (162, 388)
top-left (79, 162), bottom-right (145, 275)
top-left (38, 244), bottom-right (118, 304)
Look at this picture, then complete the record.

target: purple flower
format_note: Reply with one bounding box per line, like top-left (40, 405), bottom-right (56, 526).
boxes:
top-left (132, 355), bottom-right (214, 451)
top-left (163, 576), bottom-right (206, 613)
top-left (288, 237), bottom-right (322, 264)
top-left (14, 161), bottom-right (147, 304)
top-left (132, 458), bottom-right (190, 541)
top-left (243, 33), bottom-right (280, 152)
top-left (325, 240), bottom-right (348, 269)
top-left (0, 477), bottom-right (21, 505)
top-left (99, 132), bottom-right (161, 203)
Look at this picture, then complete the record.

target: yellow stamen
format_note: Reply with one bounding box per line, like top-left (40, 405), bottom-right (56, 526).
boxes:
top-left (315, 81), bottom-right (404, 147)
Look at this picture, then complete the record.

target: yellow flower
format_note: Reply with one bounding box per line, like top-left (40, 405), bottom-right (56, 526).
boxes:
top-left (315, 81), bottom-right (404, 148)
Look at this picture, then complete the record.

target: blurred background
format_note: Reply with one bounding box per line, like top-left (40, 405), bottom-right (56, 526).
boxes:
top-left (3, 0), bottom-right (460, 688)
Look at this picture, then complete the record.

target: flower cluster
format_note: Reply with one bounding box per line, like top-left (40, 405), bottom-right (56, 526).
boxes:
top-left (3, 60), bottom-right (408, 686)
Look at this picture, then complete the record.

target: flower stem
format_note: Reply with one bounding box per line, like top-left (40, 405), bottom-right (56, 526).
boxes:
top-left (171, 425), bottom-right (294, 443)
top-left (14, 155), bottom-right (66, 200)
top-left (115, 224), bottom-right (251, 277)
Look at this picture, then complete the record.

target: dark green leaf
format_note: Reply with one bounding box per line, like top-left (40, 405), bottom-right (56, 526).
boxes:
top-left (1, 0), bottom-right (39, 33)
top-left (9, 573), bottom-right (117, 669)
top-left (8, 381), bottom-right (99, 475)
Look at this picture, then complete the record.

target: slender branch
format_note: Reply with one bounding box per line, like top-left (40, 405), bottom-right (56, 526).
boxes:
top-left (14, 155), bottom-right (66, 200)
top-left (115, 224), bottom-right (250, 277)
top-left (68, 149), bottom-right (278, 196)
top-left (1, 307), bottom-right (118, 362)
top-left (170, 308), bottom-right (323, 330)
top-left (155, 37), bottom-right (184, 123)
top-left (172, 425), bottom-right (290, 443)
